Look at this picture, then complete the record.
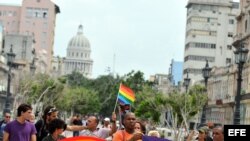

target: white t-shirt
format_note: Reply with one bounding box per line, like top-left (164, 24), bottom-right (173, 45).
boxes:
top-left (79, 128), bottom-right (110, 139)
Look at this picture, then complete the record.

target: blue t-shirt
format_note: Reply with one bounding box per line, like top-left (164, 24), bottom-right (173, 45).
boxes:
top-left (4, 119), bottom-right (37, 141)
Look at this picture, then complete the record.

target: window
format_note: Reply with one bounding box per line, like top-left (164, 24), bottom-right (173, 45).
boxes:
top-left (229, 19), bottom-right (234, 24)
top-left (184, 55), bottom-right (215, 62)
top-left (227, 45), bottom-right (232, 50)
top-left (26, 7), bottom-right (33, 17)
top-left (226, 58), bottom-right (231, 64)
top-left (228, 33), bottom-right (233, 37)
top-left (43, 12), bottom-right (47, 18)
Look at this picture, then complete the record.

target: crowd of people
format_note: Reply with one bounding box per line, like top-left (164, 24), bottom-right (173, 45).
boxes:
top-left (0, 103), bottom-right (225, 141)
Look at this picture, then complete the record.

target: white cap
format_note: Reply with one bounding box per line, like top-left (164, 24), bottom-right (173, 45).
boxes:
top-left (104, 117), bottom-right (110, 122)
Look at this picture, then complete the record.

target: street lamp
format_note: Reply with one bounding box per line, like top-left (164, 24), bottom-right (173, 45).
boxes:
top-left (184, 72), bottom-right (191, 93)
top-left (200, 60), bottom-right (212, 125)
top-left (184, 71), bottom-right (191, 115)
top-left (3, 45), bottom-right (16, 114)
top-left (233, 42), bottom-right (249, 125)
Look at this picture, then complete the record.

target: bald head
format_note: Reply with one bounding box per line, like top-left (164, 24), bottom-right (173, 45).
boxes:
top-left (87, 116), bottom-right (99, 131)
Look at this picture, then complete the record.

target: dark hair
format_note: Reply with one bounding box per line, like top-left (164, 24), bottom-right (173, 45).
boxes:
top-left (42, 106), bottom-right (58, 120)
top-left (135, 120), bottom-right (146, 134)
top-left (48, 118), bottom-right (66, 134)
top-left (17, 103), bottom-right (32, 117)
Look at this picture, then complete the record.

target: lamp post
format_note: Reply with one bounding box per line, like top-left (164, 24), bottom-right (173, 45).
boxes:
top-left (184, 72), bottom-right (191, 115)
top-left (200, 60), bottom-right (212, 125)
top-left (3, 45), bottom-right (16, 115)
top-left (184, 72), bottom-right (191, 93)
top-left (233, 42), bottom-right (249, 125)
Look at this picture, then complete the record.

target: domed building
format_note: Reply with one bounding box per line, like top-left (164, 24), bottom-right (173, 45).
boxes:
top-left (63, 25), bottom-right (93, 78)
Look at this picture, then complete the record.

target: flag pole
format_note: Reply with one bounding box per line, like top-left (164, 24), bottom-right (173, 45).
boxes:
top-left (113, 83), bottom-right (122, 113)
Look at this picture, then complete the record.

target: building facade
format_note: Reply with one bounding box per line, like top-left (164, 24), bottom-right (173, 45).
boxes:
top-left (0, 0), bottom-right (60, 73)
top-left (63, 25), bottom-right (93, 78)
top-left (183, 0), bottom-right (239, 83)
top-left (205, 0), bottom-right (250, 125)
top-left (51, 56), bottom-right (64, 78)
top-left (169, 59), bottom-right (183, 86)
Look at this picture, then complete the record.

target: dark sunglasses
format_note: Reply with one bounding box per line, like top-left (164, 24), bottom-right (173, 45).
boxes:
top-left (5, 116), bottom-right (10, 118)
top-left (47, 107), bottom-right (57, 114)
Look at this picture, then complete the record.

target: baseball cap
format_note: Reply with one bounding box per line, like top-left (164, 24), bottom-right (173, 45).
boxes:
top-left (104, 117), bottom-right (110, 122)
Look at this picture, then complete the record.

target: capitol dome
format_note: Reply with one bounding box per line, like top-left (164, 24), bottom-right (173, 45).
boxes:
top-left (68, 25), bottom-right (90, 48)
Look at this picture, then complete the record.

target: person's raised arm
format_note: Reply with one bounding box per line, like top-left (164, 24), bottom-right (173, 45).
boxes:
top-left (109, 112), bottom-right (117, 136)
top-left (66, 125), bottom-right (87, 131)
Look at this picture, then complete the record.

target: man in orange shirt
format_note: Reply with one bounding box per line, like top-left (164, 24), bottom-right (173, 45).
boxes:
top-left (112, 112), bottom-right (142, 141)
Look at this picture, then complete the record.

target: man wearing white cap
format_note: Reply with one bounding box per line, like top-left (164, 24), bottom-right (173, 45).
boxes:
top-left (103, 117), bottom-right (111, 129)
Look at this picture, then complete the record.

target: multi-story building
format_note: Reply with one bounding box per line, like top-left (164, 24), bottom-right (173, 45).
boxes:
top-left (63, 25), bottom-right (93, 78)
top-left (0, 23), bottom-right (3, 52)
top-left (0, 0), bottom-right (60, 73)
top-left (205, 0), bottom-right (250, 125)
top-left (183, 0), bottom-right (239, 83)
top-left (169, 59), bottom-right (183, 86)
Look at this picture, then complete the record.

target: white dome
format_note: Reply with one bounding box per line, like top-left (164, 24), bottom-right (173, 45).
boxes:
top-left (68, 25), bottom-right (90, 48)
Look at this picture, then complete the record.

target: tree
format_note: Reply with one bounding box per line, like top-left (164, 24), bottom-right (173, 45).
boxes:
top-left (122, 70), bottom-right (145, 93)
top-left (55, 87), bottom-right (100, 115)
top-left (17, 73), bottom-right (65, 114)
top-left (163, 84), bottom-right (207, 141)
top-left (135, 85), bottom-right (167, 122)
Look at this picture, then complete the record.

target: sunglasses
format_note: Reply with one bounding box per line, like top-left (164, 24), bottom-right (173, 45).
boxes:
top-left (47, 107), bottom-right (57, 114)
top-left (5, 116), bottom-right (10, 118)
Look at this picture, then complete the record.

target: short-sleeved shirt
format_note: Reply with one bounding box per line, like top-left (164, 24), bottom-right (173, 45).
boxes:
top-left (112, 130), bottom-right (142, 141)
top-left (4, 120), bottom-right (37, 141)
top-left (35, 119), bottom-right (49, 141)
top-left (79, 128), bottom-right (110, 139)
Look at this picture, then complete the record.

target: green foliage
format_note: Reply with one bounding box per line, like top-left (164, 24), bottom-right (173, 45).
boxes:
top-left (165, 84), bottom-right (207, 126)
top-left (122, 70), bottom-right (145, 93)
top-left (55, 87), bottom-right (100, 114)
top-left (135, 86), bottom-right (167, 123)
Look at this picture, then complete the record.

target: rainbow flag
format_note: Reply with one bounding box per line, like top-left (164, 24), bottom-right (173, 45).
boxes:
top-left (118, 84), bottom-right (135, 104)
top-left (61, 136), bottom-right (105, 141)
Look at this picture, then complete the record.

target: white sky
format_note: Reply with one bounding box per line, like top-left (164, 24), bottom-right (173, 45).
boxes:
top-left (1, 0), bottom-right (240, 79)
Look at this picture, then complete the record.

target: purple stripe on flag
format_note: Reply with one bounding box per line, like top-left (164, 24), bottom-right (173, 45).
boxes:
top-left (142, 136), bottom-right (171, 141)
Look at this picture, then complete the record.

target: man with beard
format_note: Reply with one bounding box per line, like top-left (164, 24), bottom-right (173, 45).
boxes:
top-left (112, 112), bottom-right (143, 141)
